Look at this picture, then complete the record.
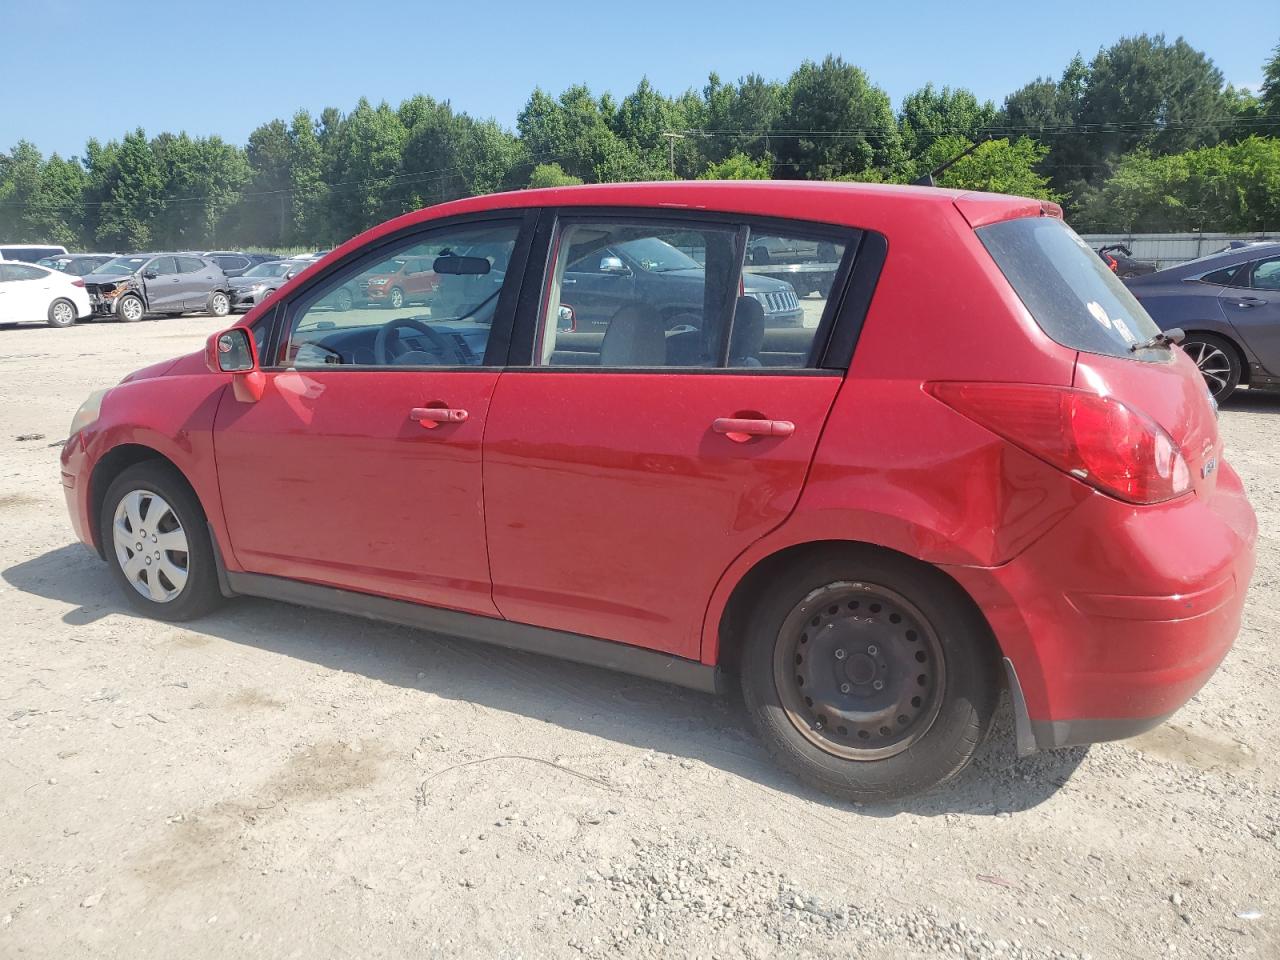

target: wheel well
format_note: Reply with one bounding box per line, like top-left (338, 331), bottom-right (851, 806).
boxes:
top-left (715, 540), bottom-right (1003, 680)
top-left (1183, 329), bottom-right (1250, 385)
top-left (88, 445), bottom-right (188, 558)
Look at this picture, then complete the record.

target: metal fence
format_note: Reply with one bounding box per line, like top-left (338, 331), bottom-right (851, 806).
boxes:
top-left (1080, 233), bottom-right (1280, 270)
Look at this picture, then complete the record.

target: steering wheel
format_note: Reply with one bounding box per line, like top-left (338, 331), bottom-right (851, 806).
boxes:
top-left (373, 316), bottom-right (468, 366)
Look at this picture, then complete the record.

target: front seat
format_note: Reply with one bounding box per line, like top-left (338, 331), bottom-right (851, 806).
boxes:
top-left (599, 302), bottom-right (666, 366)
top-left (729, 296), bottom-right (766, 367)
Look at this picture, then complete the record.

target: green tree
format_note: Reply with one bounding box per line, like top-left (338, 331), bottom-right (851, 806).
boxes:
top-left (699, 152), bottom-right (771, 180)
top-left (899, 84), bottom-right (997, 159)
top-left (914, 135), bottom-right (1060, 200)
top-left (527, 162), bottom-right (583, 188)
top-left (324, 99), bottom-right (407, 239)
top-left (95, 129), bottom-right (164, 250)
top-left (773, 56), bottom-right (903, 179)
top-left (1260, 40), bottom-right (1280, 116)
top-left (1077, 137), bottom-right (1280, 232)
top-left (0, 141), bottom-right (47, 242)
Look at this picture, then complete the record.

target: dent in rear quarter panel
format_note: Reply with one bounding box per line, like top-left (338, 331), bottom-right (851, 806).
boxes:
top-left (699, 204), bottom-right (1084, 665)
top-left (86, 368), bottom-right (234, 563)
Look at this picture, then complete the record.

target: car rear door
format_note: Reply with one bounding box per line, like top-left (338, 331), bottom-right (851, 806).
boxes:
top-left (481, 213), bottom-right (861, 660)
top-left (173, 256), bottom-right (213, 309)
top-left (1219, 256), bottom-right (1280, 375)
top-left (213, 214), bottom-right (533, 615)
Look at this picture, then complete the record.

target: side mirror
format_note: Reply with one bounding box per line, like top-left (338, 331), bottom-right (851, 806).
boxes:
top-left (205, 327), bottom-right (265, 402)
top-left (599, 255), bottom-right (627, 274)
top-left (556, 304), bottom-right (576, 332)
top-left (143, 271), bottom-right (158, 280)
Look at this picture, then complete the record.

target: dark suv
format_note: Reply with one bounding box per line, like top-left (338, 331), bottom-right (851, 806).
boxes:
top-left (198, 252), bottom-right (281, 278)
top-left (82, 254), bottom-right (231, 321)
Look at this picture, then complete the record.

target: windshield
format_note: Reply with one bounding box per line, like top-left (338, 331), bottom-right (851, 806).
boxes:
top-left (616, 237), bottom-right (701, 273)
top-left (243, 261), bottom-right (293, 278)
top-left (978, 218), bottom-right (1162, 360)
top-left (97, 256), bottom-right (149, 276)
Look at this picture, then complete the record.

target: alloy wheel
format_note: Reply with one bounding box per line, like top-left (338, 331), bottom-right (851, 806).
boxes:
top-left (51, 300), bottom-right (75, 325)
top-left (1182, 339), bottom-right (1233, 397)
top-left (773, 581), bottom-right (946, 760)
top-left (120, 297), bottom-right (143, 321)
top-left (112, 490), bottom-right (190, 603)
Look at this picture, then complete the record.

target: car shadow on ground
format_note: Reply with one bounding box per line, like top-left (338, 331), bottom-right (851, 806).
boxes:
top-left (4, 544), bottom-right (1086, 816)
top-left (1222, 389), bottom-right (1280, 414)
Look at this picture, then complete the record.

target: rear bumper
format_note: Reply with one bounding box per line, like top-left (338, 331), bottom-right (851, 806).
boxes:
top-left (949, 461), bottom-right (1257, 753)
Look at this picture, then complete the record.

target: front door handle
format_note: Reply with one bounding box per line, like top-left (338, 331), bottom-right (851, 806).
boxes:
top-left (712, 417), bottom-right (795, 439)
top-left (411, 406), bottom-right (468, 428)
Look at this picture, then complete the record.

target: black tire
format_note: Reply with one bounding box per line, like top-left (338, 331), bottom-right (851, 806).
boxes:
top-left (739, 547), bottom-right (999, 803)
top-left (207, 290), bottom-right (231, 318)
top-left (47, 298), bottom-right (77, 328)
top-left (388, 286), bottom-right (405, 309)
top-left (116, 293), bottom-right (145, 323)
top-left (99, 461), bottom-right (223, 622)
top-left (1179, 333), bottom-right (1241, 402)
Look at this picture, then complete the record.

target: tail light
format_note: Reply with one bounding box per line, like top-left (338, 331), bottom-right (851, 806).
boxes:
top-left (72, 278), bottom-right (86, 287)
top-left (926, 382), bottom-right (1192, 504)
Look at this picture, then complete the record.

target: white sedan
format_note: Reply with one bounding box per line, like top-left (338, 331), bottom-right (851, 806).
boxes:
top-left (0, 261), bottom-right (92, 327)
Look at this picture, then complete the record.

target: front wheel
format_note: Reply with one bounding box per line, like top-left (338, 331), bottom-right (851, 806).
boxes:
top-left (116, 294), bottom-right (145, 322)
top-left (100, 462), bottom-right (223, 622)
top-left (739, 548), bottom-right (999, 802)
top-left (1180, 333), bottom-right (1240, 401)
top-left (388, 286), bottom-right (405, 309)
top-left (208, 290), bottom-right (231, 318)
top-left (334, 287), bottom-right (354, 312)
top-left (47, 298), bottom-right (77, 328)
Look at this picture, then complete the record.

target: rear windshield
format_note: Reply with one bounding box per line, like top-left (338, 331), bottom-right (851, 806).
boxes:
top-left (977, 217), bottom-right (1162, 360)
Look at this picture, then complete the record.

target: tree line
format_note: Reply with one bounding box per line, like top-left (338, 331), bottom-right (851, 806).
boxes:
top-left (2, 33), bottom-right (1278, 252)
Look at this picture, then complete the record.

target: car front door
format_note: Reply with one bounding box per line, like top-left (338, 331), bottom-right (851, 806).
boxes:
top-left (213, 215), bottom-right (531, 615)
top-left (482, 215), bottom-right (859, 659)
top-left (1220, 256), bottom-right (1280, 375)
top-left (143, 256), bottom-right (181, 309)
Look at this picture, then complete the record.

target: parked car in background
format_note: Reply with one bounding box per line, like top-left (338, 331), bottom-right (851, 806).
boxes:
top-left (197, 251), bottom-right (280, 278)
top-left (0, 243), bottom-right (68, 263)
top-left (81, 254), bottom-right (231, 322)
top-left (60, 181), bottom-right (1256, 803)
top-left (228, 258), bottom-right (313, 312)
top-left (1125, 241), bottom-right (1280, 400)
top-left (363, 254), bottom-right (440, 308)
top-left (1096, 244), bottom-right (1156, 280)
top-left (0, 260), bottom-right (90, 327)
top-left (37, 253), bottom-right (118, 277)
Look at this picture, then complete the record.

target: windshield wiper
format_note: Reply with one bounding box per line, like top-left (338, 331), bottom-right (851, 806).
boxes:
top-left (1130, 327), bottom-right (1184, 352)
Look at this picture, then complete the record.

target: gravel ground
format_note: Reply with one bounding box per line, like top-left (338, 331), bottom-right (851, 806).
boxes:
top-left (1, 314), bottom-right (1277, 959)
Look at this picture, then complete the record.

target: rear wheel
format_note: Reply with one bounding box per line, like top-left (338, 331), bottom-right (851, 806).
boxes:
top-left (739, 548), bottom-right (999, 802)
top-left (116, 294), bottom-right (145, 322)
top-left (1180, 333), bottom-right (1241, 401)
top-left (47, 298), bottom-right (76, 328)
top-left (100, 462), bottom-right (222, 622)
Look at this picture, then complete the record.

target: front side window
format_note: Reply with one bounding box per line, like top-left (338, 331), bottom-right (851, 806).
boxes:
top-left (537, 219), bottom-right (850, 369)
top-left (147, 256), bottom-right (177, 276)
top-left (278, 221), bottom-right (520, 369)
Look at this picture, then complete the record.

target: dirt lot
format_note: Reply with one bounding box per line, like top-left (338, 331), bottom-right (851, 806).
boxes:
top-left (1, 315), bottom-right (1277, 960)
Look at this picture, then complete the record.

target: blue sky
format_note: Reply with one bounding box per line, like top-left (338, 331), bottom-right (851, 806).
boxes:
top-left (5, 0), bottom-right (1276, 158)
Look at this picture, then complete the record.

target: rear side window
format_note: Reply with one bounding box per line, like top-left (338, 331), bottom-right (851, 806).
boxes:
top-left (176, 256), bottom-right (206, 273)
top-left (978, 218), bottom-right (1161, 359)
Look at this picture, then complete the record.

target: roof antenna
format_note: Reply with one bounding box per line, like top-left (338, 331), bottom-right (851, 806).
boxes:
top-left (912, 133), bottom-right (992, 187)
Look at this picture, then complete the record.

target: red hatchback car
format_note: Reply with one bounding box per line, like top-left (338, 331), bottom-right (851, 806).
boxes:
top-left (60, 182), bottom-right (1256, 801)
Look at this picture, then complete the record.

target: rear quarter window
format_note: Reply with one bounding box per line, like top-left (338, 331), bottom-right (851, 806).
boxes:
top-left (978, 218), bottom-right (1162, 360)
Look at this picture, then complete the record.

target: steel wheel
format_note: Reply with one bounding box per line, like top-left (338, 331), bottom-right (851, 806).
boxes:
top-left (772, 581), bottom-right (946, 761)
top-left (111, 490), bottom-right (190, 603)
top-left (1182, 338), bottom-right (1234, 397)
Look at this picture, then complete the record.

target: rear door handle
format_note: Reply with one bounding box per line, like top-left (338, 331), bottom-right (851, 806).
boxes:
top-left (1234, 297), bottom-right (1265, 307)
top-left (411, 406), bottom-right (468, 428)
top-left (712, 417), bottom-right (795, 439)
